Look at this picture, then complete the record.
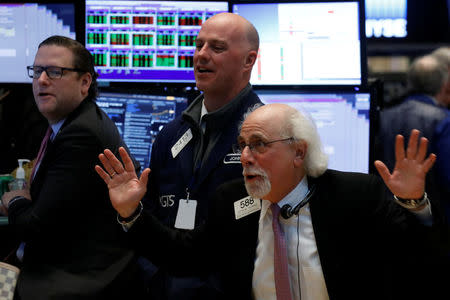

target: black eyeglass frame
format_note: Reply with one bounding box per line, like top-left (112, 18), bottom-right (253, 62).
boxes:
top-left (234, 137), bottom-right (295, 154)
top-left (26, 65), bottom-right (86, 79)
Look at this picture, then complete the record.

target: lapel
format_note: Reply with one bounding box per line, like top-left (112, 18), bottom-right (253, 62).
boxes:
top-left (29, 99), bottom-right (90, 199)
top-left (309, 172), bottom-right (345, 297)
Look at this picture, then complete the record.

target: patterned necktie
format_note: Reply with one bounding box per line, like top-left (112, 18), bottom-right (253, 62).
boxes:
top-left (31, 126), bottom-right (52, 182)
top-left (270, 203), bottom-right (293, 300)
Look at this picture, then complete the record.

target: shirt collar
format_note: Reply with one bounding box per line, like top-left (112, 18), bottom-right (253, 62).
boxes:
top-left (200, 100), bottom-right (209, 119)
top-left (260, 176), bottom-right (309, 219)
top-left (50, 119), bottom-right (65, 141)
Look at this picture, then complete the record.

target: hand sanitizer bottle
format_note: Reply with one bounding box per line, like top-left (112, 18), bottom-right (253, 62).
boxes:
top-left (8, 159), bottom-right (31, 191)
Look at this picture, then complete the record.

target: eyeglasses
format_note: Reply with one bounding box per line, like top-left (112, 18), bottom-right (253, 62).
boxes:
top-left (27, 66), bottom-right (85, 79)
top-left (233, 137), bottom-right (294, 154)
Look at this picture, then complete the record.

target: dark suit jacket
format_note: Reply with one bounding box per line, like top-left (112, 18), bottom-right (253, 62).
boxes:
top-left (8, 98), bottom-right (141, 300)
top-left (130, 170), bottom-right (448, 300)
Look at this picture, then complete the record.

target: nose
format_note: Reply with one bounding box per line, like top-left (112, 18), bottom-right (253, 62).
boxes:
top-left (240, 145), bottom-right (255, 166)
top-left (195, 44), bottom-right (209, 62)
top-left (36, 70), bottom-right (50, 85)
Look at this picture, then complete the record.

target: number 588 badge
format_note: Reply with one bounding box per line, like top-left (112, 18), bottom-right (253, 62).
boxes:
top-left (234, 196), bottom-right (261, 220)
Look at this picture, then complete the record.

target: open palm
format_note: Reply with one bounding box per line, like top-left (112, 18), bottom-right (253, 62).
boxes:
top-left (95, 147), bottom-right (150, 218)
top-left (375, 129), bottom-right (436, 199)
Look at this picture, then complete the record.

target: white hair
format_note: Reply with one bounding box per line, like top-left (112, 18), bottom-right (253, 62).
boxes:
top-left (282, 107), bottom-right (328, 177)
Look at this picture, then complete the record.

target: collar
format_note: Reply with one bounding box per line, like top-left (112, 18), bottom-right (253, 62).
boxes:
top-left (49, 118), bottom-right (66, 141)
top-left (200, 100), bottom-right (208, 120)
top-left (260, 177), bottom-right (309, 219)
top-left (182, 84), bottom-right (253, 130)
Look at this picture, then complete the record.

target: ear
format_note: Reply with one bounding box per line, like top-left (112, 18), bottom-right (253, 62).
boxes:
top-left (293, 140), bottom-right (307, 168)
top-left (243, 50), bottom-right (257, 71)
top-left (80, 72), bottom-right (92, 96)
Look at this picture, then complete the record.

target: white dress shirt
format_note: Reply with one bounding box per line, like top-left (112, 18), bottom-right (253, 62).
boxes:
top-left (252, 177), bottom-right (329, 300)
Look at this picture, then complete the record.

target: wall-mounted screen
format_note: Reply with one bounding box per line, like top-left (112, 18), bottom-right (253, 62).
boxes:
top-left (85, 0), bottom-right (228, 82)
top-left (365, 0), bottom-right (407, 38)
top-left (232, 1), bottom-right (364, 86)
top-left (255, 89), bottom-right (372, 173)
top-left (0, 3), bottom-right (76, 83)
top-left (96, 91), bottom-right (189, 168)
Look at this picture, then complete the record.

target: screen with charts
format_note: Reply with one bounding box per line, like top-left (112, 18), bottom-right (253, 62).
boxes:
top-left (365, 0), bottom-right (407, 38)
top-left (96, 91), bottom-right (189, 168)
top-left (0, 3), bottom-right (76, 83)
top-left (85, 0), bottom-right (228, 82)
top-left (232, 1), bottom-right (364, 86)
top-left (255, 89), bottom-right (372, 173)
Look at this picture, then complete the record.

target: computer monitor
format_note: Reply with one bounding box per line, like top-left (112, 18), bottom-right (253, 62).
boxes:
top-left (232, 0), bottom-right (366, 86)
top-left (96, 91), bottom-right (189, 168)
top-left (365, 0), bottom-right (407, 38)
top-left (0, 2), bottom-right (77, 83)
top-left (254, 89), bottom-right (373, 173)
top-left (85, 0), bottom-right (228, 83)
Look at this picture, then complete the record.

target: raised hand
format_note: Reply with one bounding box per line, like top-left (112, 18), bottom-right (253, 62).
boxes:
top-left (95, 147), bottom-right (150, 218)
top-left (374, 129), bottom-right (436, 199)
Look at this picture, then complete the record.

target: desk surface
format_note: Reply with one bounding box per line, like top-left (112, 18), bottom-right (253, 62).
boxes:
top-left (0, 216), bottom-right (8, 226)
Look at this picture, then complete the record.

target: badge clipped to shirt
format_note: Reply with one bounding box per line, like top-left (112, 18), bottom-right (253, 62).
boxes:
top-left (175, 199), bottom-right (197, 230)
top-left (234, 196), bottom-right (261, 220)
top-left (171, 128), bottom-right (193, 158)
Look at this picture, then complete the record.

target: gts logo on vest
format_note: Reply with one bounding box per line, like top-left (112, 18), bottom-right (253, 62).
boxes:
top-left (159, 195), bottom-right (175, 207)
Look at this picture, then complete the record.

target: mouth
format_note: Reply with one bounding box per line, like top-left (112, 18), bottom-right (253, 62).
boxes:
top-left (38, 92), bottom-right (54, 98)
top-left (195, 66), bottom-right (213, 74)
top-left (243, 173), bottom-right (264, 182)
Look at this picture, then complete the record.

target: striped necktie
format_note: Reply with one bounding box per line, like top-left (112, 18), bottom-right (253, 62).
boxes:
top-left (31, 126), bottom-right (52, 182)
top-left (270, 203), bottom-right (293, 300)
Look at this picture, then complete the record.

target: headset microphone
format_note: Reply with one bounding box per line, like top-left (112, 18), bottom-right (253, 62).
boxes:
top-left (280, 184), bottom-right (316, 219)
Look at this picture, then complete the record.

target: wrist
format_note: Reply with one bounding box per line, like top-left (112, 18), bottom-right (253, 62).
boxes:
top-left (4, 195), bottom-right (27, 209)
top-left (393, 192), bottom-right (428, 210)
top-left (117, 202), bottom-right (143, 225)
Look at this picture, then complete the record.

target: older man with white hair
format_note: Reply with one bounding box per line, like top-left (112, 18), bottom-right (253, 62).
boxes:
top-left (96, 103), bottom-right (445, 300)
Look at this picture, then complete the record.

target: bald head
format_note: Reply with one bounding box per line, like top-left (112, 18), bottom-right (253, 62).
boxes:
top-left (205, 13), bottom-right (259, 52)
top-left (407, 55), bottom-right (448, 98)
top-left (432, 46), bottom-right (450, 69)
top-left (194, 13), bottom-right (259, 110)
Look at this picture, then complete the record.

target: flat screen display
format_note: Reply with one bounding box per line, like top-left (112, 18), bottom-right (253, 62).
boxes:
top-left (255, 89), bottom-right (372, 173)
top-left (232, 1), bottom-right (364, 86)
top-left (85, 0), bottom-right (228, 82)
top-left (0, 3), bottom-right (76, 83)
top-left (96, 91), bottom-right (189, 168)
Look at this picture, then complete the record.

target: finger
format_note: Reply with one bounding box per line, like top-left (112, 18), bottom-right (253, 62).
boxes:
top-left (119, 147), bottom-right (135, 173)
top-left (394, 134), bottom-right (405, 162)
top-left (422, 153), bottom-right (436, 174)
top-left (374, 160), bottom-right (391, 185)
top-left (139, 168), bottom-right (151, 187)
top-left (95, 165), bottom-right (111, 184)
top-left (104, 149), bottom-right (125, 174)
top-left (406, 129), bottom-right (419, 159)
top-left (416, 137), bottom-right (429, 163)
top-left (98, 153), bottom-right (116, 175)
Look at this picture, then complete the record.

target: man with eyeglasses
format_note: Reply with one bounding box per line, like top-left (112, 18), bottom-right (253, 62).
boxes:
top-left (96, 103), bottom-right (448, 300)
top-left (1, 35), bottom-right (143, 299)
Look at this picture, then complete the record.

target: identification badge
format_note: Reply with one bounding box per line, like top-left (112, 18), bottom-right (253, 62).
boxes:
top-left (223, 153), bottom-right (241, 164)
top-left (234, 196), bottom-right (261, 220)
top-left (171, 129), bottom-right (193, 158)
top-left (174, 199), bottom-right (197, 230)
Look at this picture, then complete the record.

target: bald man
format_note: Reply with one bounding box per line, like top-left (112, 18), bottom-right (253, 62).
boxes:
top-left (137, 12), bottom-right (262, 300)
top-left (97, 103), bottom-right (446, 300)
